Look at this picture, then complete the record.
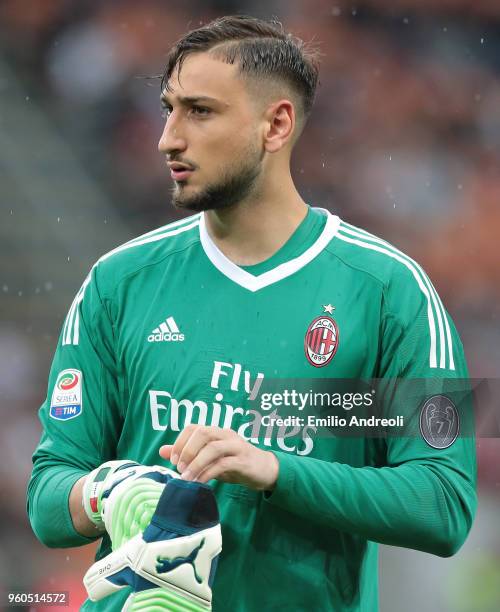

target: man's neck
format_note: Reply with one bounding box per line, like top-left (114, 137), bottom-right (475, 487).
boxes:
top-left (203, 179), bottom-right (308, 267)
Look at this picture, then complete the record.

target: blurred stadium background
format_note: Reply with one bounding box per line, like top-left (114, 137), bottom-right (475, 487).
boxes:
top-left (1, 0), bottom-right (499, 610)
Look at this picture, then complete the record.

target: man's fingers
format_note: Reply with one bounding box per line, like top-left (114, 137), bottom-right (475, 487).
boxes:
top-left (195, 456), bottom-right (237, 484)
top-left (181, 439), bottom-right (239, 481)
top-left (159, 425), bottom-right (240, 481)
top-left (158, 426), bottom-right (277, 490)
top-left (169, 424), bottom-right (198, 465)
top-left (176, 426), bottom-right (227, 472)
top-left (159, 444), bottom-right (173, 460)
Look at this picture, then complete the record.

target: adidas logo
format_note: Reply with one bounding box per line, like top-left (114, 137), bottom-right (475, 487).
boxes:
top-left (148, 316), bottom-right (185, 343)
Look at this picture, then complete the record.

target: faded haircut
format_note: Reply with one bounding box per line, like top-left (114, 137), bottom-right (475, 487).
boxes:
top-left (161, 15), bottom-right (320, 121)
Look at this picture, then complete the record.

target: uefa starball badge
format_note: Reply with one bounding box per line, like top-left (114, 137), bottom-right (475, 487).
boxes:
top-left (304, 304), bottom-right (339, 367)
top-left (50, 369), bottom-right (83, 420)
top-left (419, 395), bottom-right (460, 449)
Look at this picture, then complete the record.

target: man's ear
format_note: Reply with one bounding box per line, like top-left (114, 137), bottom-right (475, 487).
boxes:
top-left (262, 99), bottom-right (295, 153)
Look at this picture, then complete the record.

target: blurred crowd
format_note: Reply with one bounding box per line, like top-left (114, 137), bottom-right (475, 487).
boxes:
top-left (1, 1), bottom-right (499, 610)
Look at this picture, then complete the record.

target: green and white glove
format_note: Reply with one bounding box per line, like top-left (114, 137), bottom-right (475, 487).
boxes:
top-left (84, 478), bottom-right (222, 611)
top-left (82, 460), bottom-right (179, 548)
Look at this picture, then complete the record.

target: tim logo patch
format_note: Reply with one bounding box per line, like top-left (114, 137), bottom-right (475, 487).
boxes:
top-left (304, 316), bottom-right (339, 367)
top-left (50, 369), bottom-right (83, 420)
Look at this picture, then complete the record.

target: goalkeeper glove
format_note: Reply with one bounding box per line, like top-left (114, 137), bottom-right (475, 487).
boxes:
top-left (84, 478), bottom-right (222, 611)
top-left (82, 459), bottom-right (179, 548)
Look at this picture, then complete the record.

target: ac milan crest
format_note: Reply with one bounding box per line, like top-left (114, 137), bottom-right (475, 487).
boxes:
top-left (304, 315), bottom-right (339, 367)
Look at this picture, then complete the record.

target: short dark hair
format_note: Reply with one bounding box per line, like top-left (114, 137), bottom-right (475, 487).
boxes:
top-left (161, 15), bottom-right (320, 119)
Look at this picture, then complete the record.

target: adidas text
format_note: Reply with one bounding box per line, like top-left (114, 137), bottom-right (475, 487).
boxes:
top-left (148, 332), bottom-right (185, 343)
top-left (148, 316), bottom-right (184, 343)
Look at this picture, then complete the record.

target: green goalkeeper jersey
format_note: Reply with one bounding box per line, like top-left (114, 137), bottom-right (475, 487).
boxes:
top-left (28, 207), bottom-right (476, 611)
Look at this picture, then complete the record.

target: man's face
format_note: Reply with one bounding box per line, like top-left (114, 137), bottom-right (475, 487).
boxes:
top-left (158, 52), bottom-right (264, 211)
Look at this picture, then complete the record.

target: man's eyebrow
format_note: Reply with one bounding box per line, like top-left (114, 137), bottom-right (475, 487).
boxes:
top-left (160, 94), bottom-right (226, 106)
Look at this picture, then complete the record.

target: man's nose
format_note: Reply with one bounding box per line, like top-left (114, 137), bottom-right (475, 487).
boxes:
top-left (158, 117), bottom-right (187, 155)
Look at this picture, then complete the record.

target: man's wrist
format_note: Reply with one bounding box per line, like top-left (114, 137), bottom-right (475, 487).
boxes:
top-left (69, 475), bottom-right (103, 538)
top-left (261, 450), bottom-right (280, 491)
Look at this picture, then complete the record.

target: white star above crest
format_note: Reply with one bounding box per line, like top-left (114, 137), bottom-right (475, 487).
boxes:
top-left (323, 304), bottom-right (335, 314)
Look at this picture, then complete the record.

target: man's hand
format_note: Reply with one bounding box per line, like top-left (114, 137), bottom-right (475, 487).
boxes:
top-left (159, 425), bottom-right (279, 491)
top-left (81, 460), bottom-right (178, 547)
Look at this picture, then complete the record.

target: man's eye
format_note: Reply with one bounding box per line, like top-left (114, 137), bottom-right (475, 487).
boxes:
top-left (191, 106), bottom-right (210, 116)
top-left (160, 104), bottom-right (172, 119)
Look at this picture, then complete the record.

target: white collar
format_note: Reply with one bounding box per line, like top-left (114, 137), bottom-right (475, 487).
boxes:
top-left (199, 208), bottom-right (340, 292)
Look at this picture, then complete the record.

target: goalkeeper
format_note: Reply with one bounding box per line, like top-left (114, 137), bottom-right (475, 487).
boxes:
top-left (28, 14), bottom-right (476, 612)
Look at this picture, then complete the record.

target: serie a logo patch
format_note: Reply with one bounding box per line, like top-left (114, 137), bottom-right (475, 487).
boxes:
top-left (50, 369), bottom-right (83, 420)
